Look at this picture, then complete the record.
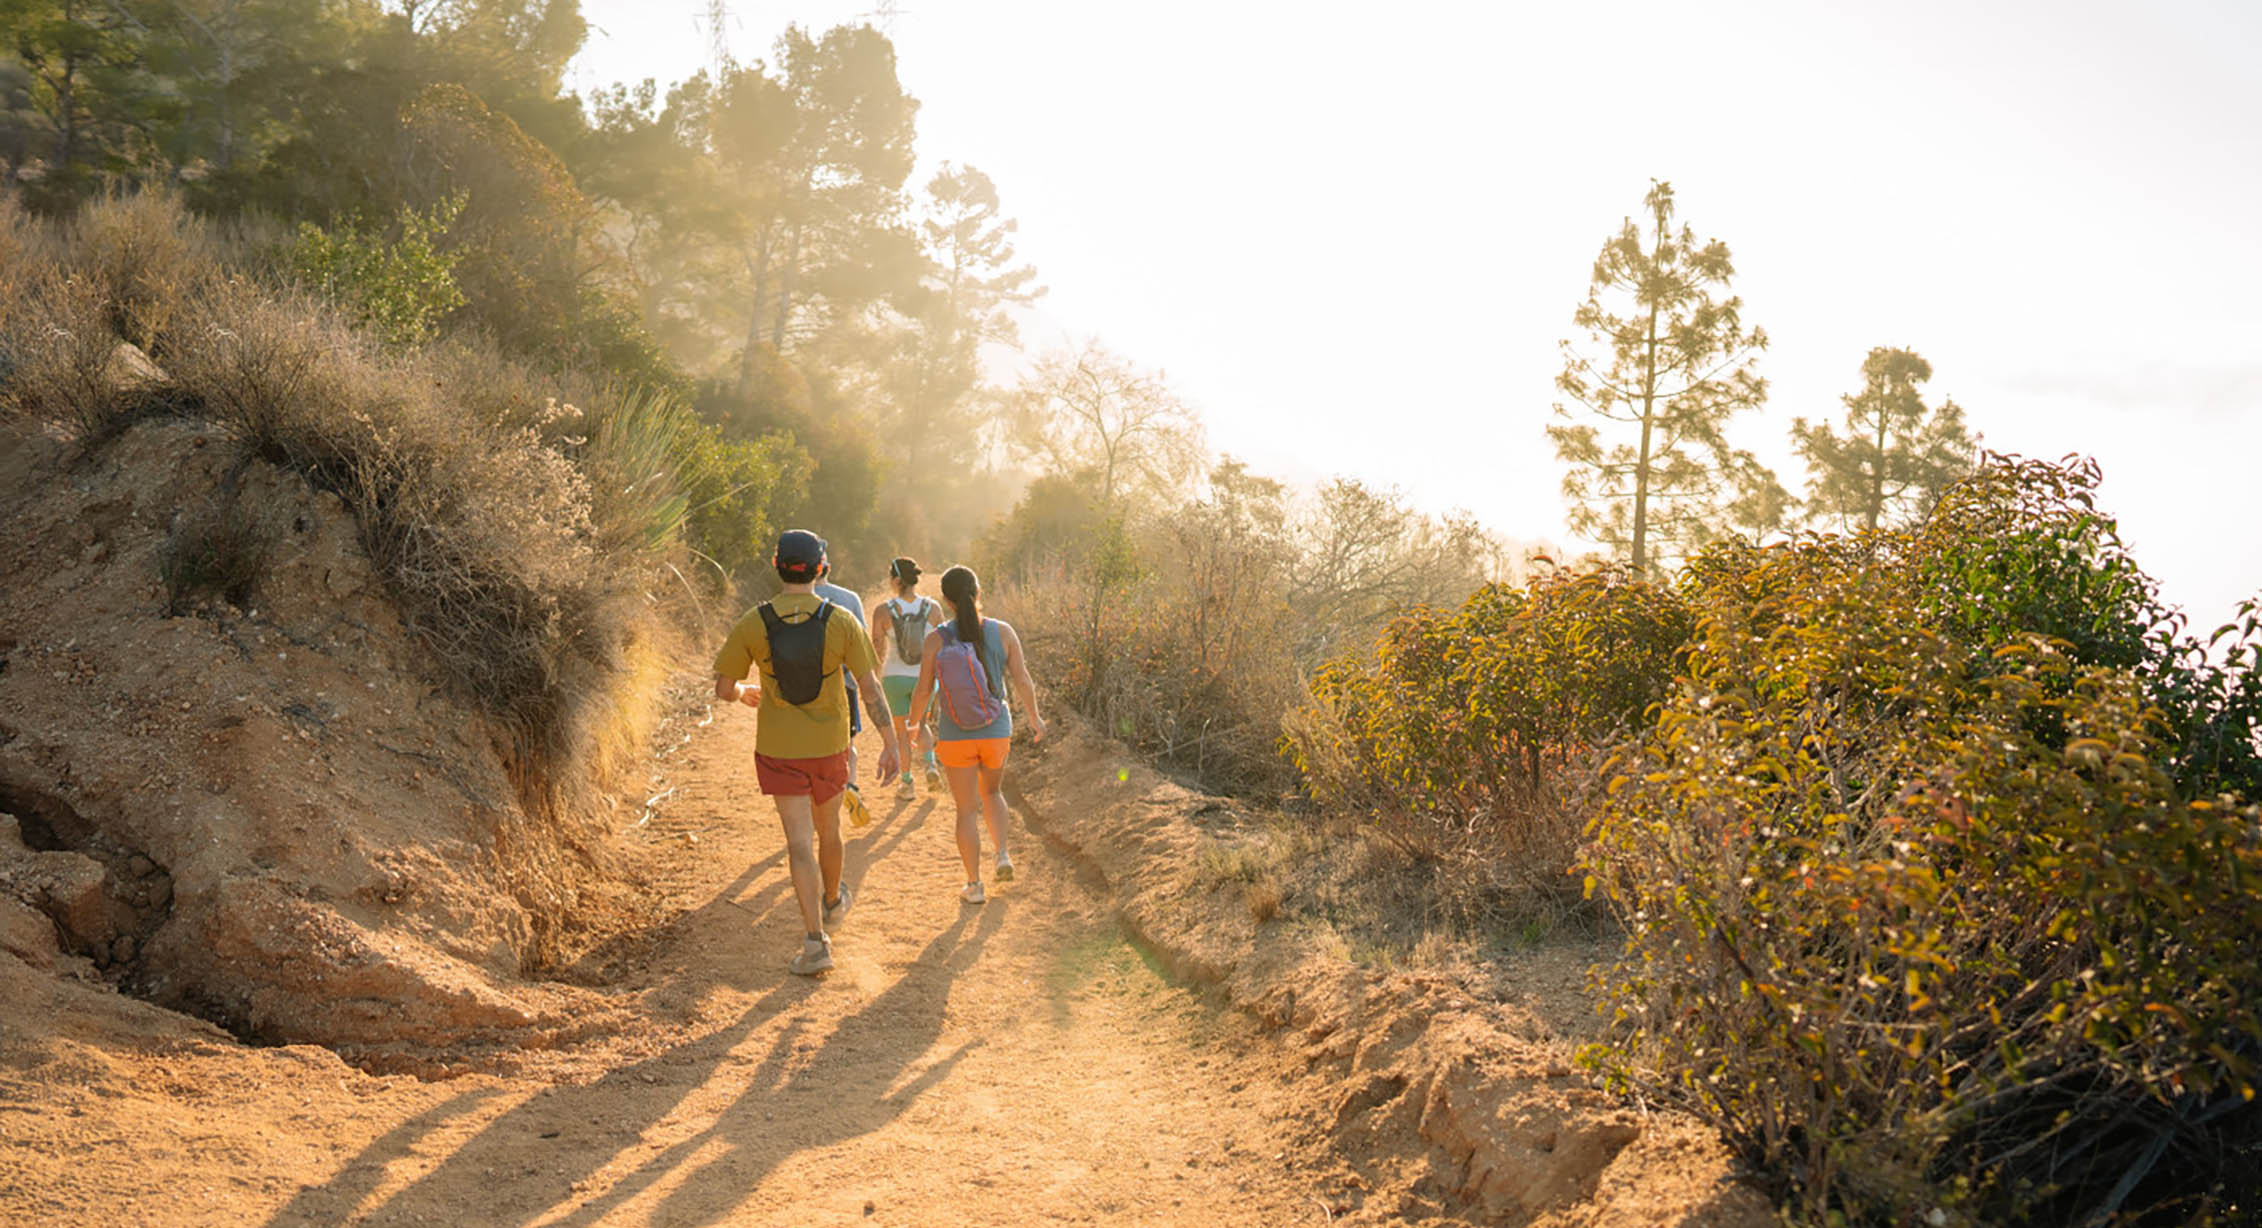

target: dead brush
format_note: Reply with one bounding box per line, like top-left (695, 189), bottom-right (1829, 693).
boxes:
top-left (143, 260), bottom-right (661, 808)
top-left (67, 190), bottom-right (214, 356)
top-left (159, 494), bottom-right (272, 615)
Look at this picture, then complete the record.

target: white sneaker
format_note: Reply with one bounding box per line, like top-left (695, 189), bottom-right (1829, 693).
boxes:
top-left (823, 884), bottom-right (854, 929)
top-left (895, 772), bottom-right (916, 798)
top-left (961, 881), bottom-right (987, 905)
top-left (994, 853), bottom-right (1014, 883)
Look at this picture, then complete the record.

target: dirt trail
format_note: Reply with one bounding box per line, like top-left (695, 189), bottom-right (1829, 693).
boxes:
top-left (1, 692), bottom-right (1364, 1227)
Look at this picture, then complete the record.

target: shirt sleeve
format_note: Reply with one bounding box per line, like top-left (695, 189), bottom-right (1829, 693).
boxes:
top-left (837, 609), bottom-right (880, 677)
top-left (714, 611), bottom-right (762, 680)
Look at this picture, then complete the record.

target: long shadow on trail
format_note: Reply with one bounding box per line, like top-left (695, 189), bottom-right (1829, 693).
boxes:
top-left (264, 797), bottom-right (994, 1228)
top-left (565, 902), bottom-right (1003, 1228)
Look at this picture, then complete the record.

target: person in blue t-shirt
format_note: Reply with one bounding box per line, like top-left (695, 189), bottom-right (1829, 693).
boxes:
top-left (813, 561), bottom-right (868, 784)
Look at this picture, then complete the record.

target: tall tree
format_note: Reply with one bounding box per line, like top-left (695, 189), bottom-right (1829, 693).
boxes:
top-left (0, 0), bottom-right (158, 205)
top-left (1792, 346), bottom-right (1976, 533)
top-left (1009, 342), bottom-right (1204, 504)
top-left (705, 24), bottom-right (916, 390)
top-left (882, 163), bottom-right (1041, 457)
top-left (1548, 180), bottom-right (1778, 571)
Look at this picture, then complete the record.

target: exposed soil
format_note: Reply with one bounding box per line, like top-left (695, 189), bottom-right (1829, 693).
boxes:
top-left (0, 418), bottom-right (626, 1065)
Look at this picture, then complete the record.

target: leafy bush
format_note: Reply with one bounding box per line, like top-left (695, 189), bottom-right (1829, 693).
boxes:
top-left (991, 465), bottom-right (1305, 794)
top-left (1580, 457), bottom-right (2262, 1226)
top-left (1287, 566), bottom-right (1688, 908)
top-left (678, 424), bottom-right (812, 586)
top-left (286, 196), bottom-right (467, 348)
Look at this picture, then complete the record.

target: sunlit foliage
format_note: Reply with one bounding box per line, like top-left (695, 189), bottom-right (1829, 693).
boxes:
top-left (1793, 346), bottom-right (1977, 533)
top-left (1549, 180), bottom-right (1783, 572)
top-left (1581, 456), bottom-right (2262, 1226)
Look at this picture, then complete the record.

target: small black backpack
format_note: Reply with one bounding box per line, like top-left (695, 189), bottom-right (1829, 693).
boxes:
top-left (758, 599), bottom-right (834, 705)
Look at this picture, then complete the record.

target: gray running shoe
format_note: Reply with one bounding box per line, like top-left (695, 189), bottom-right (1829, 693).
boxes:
top-left (788, 936), bottom-right (833, 976)
top-left (994, 853), bottom-right (1015, 883)
top-left (824, 884), bottom-right (854, 929)
top-left (961, 881), bottom-right (986, 905)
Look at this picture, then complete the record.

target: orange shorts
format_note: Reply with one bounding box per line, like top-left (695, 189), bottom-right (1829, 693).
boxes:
top-left (935, 737), bottom-right (1009, 771)
top-left (755, 751), bottom-right (849, 803)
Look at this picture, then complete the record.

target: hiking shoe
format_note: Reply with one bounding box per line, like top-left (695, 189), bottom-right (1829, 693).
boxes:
top-left (961, 881), bottom-right (986, 905)
top-left (824, 884), bottom-right (854, 929)
top-left (994, 853), bottom-right (1015, 883)
top-left (788, 937), bottom-right (833, 976)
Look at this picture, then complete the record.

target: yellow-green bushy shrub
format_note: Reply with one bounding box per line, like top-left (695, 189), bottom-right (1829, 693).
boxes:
top-left (1287, 567), bottom-right (1689, 876)
top-left (1581, 458), bottom-right (2262, 1225)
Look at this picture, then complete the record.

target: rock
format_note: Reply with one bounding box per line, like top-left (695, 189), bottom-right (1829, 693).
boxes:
top-left (105, 341), bottom-right (167, 392)
top-left (17, 850), bottom-right (120, 954)
top-left (0, 896), bottom-right (62, 968)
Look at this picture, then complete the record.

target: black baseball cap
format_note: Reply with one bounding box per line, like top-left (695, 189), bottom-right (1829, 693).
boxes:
top-left (774, 529), bottom-right (827, 581)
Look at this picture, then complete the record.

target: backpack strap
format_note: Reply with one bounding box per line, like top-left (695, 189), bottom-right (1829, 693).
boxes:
top-left (758, 599), bottom-right (832, 636)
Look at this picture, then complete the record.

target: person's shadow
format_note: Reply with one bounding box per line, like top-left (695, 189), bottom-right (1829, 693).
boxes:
top-left (261, 797), bottom-right (993, 1228)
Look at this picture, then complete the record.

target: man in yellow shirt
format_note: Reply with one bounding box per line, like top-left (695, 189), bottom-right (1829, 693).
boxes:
top-left (714, 530), bottom-right (901, 975)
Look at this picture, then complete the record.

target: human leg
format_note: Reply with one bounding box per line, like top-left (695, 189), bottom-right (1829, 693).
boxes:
top-left (883, 677), bottom-right (919, 792)
top-left (814, 788), bottom-right (846, 907)
top-left (979, 750), bottom-right (1011, 878)
top-left (772, 792), bottom-right (825, 938)
top-left (756, 752), bottom-right (852, 970)
top-left (945, 761), bottom-right (982, 885)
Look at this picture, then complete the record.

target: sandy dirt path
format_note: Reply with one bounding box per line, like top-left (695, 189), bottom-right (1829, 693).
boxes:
top-left (1, 700), bottom-right (1345, 1228)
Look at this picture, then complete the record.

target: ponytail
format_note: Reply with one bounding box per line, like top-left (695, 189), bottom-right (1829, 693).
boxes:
top-left (889, 556), bottom-right (922, 596)
top-left (940, 565), bottom-right (990, 680)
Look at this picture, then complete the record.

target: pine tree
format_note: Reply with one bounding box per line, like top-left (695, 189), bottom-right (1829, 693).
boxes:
top-left (1548, 180), bottom-right (1778, 571)
top-left (1792, 347), bottom-right (1977, 533)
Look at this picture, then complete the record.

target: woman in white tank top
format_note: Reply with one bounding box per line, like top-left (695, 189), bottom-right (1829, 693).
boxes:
top-left (869, 557), bottom-right (943, 794)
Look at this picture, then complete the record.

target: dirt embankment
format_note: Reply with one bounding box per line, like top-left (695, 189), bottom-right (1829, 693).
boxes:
top-left (1008, 722), bottom-right (1770, 1228)
top-left (0, 417), bottom-right (625, 1070)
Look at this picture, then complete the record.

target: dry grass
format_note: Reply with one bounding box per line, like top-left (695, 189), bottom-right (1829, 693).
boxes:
top-left (0, 189), bottom-right (703, 823)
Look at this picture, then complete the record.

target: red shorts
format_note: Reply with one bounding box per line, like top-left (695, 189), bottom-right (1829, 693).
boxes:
top-left (755, 751), bottom-right (850, 803)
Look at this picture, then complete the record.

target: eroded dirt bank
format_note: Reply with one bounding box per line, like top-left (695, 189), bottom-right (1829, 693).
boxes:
top-left (0, 420), bottom-right (626, 1067)
top-left (1008, 723), bottom-right (1769, 1228)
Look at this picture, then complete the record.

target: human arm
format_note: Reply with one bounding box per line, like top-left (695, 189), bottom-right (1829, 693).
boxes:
top-left (713, 614), bottom-right (763, 708)
top-left (713, 673), bottom-right (761, 708)
top-left (851, 664), bottom-right (901, 782)
top-left (867, 600), bottom-right (893, 657)
top-left (904, 629), bottom-right (943, 740)
top-left (1001, 622), bottom-right (1046, 743)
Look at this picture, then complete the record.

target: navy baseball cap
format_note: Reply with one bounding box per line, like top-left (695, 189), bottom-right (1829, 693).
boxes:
top-left (773, 529), bottom-right (827, 581)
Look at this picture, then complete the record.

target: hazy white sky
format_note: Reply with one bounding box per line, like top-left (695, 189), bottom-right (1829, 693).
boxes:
top-left (571, 0), bottom-right (2262, 628)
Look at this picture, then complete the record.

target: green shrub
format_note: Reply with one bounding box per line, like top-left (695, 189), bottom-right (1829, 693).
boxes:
top-left (1580, 457), bottom-right (2262, 1226)
top-left (286, 196), bottom-right (467, 348)
top-left (1287, 567), bottom-right (1688, 888)
top-left (678, 424), bottom-right (811, 586)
